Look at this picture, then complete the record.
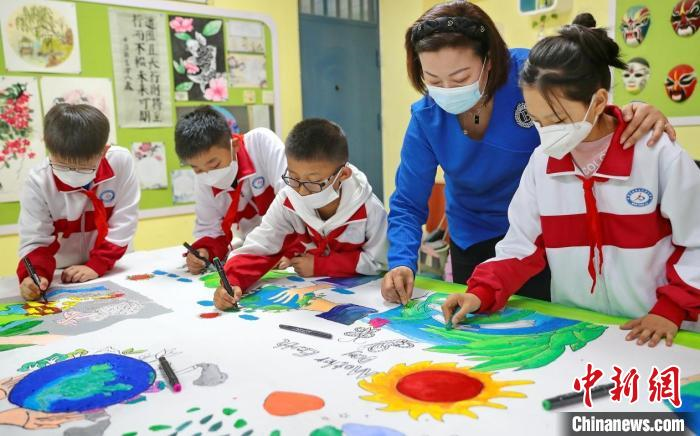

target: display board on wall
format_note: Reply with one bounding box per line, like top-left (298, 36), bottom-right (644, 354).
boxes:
top-left (0, 0), bottom-right (281, 233)
top-left (612, 0), bottom-right (699, 126)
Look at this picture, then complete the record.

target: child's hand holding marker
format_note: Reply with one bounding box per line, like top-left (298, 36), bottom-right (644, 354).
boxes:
top-left (212, 257), bottom-right (240, 311)
top-left (19, 276), bottom-right (49, 301)
top-left (21, 257), bottom-right (48, 302)
top-left (185, 248), bottom-right (209, 274)
top-left (441, 293), bottom-right (482, 327)
top-left (213, 285), bottom-right (243, 310)
top-left (183, 242), bottom-right (210, 274)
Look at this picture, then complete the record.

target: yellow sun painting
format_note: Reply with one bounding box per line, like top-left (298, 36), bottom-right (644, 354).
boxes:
top-left (359, 361), bottom-right (533, 421)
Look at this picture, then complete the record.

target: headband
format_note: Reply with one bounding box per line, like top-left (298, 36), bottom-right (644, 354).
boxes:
top-left (411, 16), bottom-right (487, 46)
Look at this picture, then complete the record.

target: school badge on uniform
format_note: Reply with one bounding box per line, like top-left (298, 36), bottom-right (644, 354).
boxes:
top-left (99, 189), bottom-right (116, 204)
top-left (626, 188), bottom-right (654, 207)
top-left (514, 102), bottom-right (534, 128)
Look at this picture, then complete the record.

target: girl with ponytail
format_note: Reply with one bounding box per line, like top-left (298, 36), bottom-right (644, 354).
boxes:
top-left (442, 14), bottom-right (700, 347)
top-left (383, 2), bottom-right (676, 308)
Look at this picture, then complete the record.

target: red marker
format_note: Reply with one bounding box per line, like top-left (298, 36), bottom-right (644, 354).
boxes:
top-left (158, 356), bottom-right (181, 393)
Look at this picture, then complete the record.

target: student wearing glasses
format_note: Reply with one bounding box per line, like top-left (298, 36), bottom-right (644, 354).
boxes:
top-left (212, 118), bottom-right (387, 310)
top-left (18, 104), bottom-right (140, 299)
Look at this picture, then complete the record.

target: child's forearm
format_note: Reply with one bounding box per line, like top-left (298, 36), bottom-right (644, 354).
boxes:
top-left (86, 240), bottom-right (128, 276)
top-left (16, 246), bottom-right (58, 285)
top-left (313, 251), bottom-right (362, 277)
top-left (650, 292), bottom-right (689, 328)
top-left (225, 253), bottom-right (283, 291)
top-left (192, 236), bottom-right (230, 262)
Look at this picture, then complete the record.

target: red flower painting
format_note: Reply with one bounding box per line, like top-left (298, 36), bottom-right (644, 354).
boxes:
top-left (0, 83), bottom-right (35, 169)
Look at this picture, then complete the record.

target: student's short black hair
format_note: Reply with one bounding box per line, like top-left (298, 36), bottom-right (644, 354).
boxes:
top-left (43, 104), bottom-right (109, 161)
top-left (520, 13), bottom-right (627, 120)
top-left (285, 119), bottom-right (349, 164)
top-left (175, 106), bottom-right (231, 160)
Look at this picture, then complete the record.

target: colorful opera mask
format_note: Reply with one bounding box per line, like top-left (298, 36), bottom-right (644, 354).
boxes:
top-left (671, 0), bottom-right (700, 36)
top-left (620, 6), bottom-right (652, 46)
top-left (622, 58), bottom-right (651, 94)
top-left (665, 64), bottom-right (697, 102)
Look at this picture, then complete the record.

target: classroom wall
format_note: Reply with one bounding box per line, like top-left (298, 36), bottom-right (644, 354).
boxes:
top-left (378, 0), bottom-right (424, 198)
top-left (2, 0), bottom-right (698, 277)
top-left (0, 0), bottom-right (304, 277)
top-left (0, 0), bottom-right (411, 277)
top-left (418, 0), bottom-right (700, 158)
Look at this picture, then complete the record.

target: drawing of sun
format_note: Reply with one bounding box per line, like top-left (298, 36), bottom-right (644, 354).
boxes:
top-left (359, 361), bottom-right (533, 420)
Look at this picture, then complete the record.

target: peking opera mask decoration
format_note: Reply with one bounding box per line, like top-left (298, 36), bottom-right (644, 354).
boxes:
top-left (665, 64), bottom-right (697, 102)
top-left (622, 58), bottom-right (651, 94)
top-left (671, 0), bottom-right (700, 37)
top-left (620, 6), bottom-right (652, 46)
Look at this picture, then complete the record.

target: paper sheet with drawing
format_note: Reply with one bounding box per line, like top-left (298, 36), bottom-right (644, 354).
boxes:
top-left (0, 246), bottom-right (697, 435)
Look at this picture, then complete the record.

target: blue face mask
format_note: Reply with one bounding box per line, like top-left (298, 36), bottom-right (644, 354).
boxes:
top-left (426, 61), bottom-right (486, 114)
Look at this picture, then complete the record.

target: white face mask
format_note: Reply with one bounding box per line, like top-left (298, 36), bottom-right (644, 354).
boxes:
top-left (289, 169), bottom-right (343, 210)
top-left (426, 60), bottom-right (486, 114)
top-left (533, 98), bottom-right (598, 159)
top-left (53, 169), bottom-right (96, 188)
top-left (196, 160), bottom-right (238, 189)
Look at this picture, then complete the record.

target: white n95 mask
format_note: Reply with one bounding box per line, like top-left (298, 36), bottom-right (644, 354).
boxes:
top-left (534, 98), bottom-right (598, 159)
top-left (196, 159), bottom-right (238, 189)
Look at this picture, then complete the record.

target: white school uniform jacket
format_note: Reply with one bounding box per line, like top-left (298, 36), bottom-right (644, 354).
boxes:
top-left (224, 164), bottom-right (388, 291)
top-left (190, 128), bottom-right (287, 261)
top-left (17, 146), bottom-right (140, 284)
top-left (468, 106), bottom-right (700, 331)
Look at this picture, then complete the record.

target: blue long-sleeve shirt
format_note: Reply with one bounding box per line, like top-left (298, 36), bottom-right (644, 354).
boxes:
top-left (388, 48), bottom-right (540, 272)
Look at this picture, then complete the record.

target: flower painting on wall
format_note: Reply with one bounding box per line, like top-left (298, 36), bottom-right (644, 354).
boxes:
top-left (132, 142), bottom-right (168, 190)
top-left (169, 16), bottom-right (228, 102)
top-left (0, 76), bottom-right (44, 203)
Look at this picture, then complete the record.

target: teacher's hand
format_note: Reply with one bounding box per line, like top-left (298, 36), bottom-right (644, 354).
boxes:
top-left (381, 267), bottom-right (414, 305)
top-left (620, 102), bottom-right (676, 148)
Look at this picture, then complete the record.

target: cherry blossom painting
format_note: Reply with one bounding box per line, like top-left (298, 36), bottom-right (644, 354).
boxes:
top-left (132, 142), bottom-right (168, 190)
top-left (40, 77), bottom-right (118, 145)
top-left (0, 76), bottom-right (44, 203)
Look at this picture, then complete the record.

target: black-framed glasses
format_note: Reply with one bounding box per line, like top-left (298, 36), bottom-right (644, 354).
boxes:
top-left (282, 165), bottom-right (344, 193)
top-left (49, 162), bottom-right (97, 175)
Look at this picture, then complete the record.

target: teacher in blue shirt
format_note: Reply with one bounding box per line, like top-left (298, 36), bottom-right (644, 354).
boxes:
top-left (381, 1), bottom-right (676, 305)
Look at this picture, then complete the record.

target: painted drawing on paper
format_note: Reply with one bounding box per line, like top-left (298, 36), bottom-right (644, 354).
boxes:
top-left (132, 142), bottom-right (168, 190)
top-left (227, 20), bottom-right (265, 54)
top-left (368, 293), bottom-right (607, 371)
top-left (196, 278), bottom-right (377, 325)
top-left (40, 77), bottom-right (118, 145)
top-left (171, 169), bottom-right (196, 203)
top-left (0, 0), bottom-right (81, 73)
top-left (666, 374), bottom-right (700, 433)
top-left (0, 76), bottom-right (44, 203)
top-left (228, 53), bottom-right (267, 88)
top-left (169, 16), bottom-right (227, 102)
top-left (0, 281), bottom-right (170, 352)
top-left (123, 405), bottom-right (257, 435)
top-left (359, 361), bottom-right (533, 420)
top-left (0, 345), bottom-right (230, 432)
top-left (9, 354), bottom-right (155, 413)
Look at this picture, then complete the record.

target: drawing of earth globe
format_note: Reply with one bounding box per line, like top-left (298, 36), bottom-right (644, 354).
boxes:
top-left (9, 354), bottom-right (155, 413)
